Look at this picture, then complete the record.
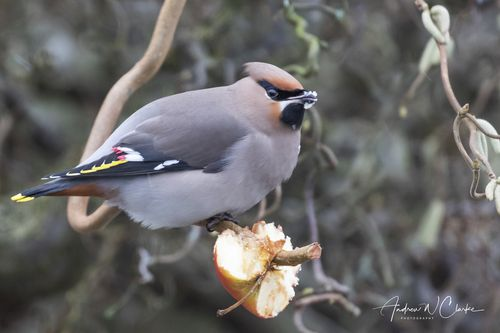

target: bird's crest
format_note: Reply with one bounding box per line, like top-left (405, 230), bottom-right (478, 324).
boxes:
top-left (244, 62), bottom-right (303, 91)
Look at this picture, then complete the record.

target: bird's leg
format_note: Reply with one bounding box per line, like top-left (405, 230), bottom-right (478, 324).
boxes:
top-left (206, 212), bottom-right (240, 232)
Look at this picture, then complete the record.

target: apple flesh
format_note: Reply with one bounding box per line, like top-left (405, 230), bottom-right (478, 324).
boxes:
top-left (213, 222), bottom-right (301, 318)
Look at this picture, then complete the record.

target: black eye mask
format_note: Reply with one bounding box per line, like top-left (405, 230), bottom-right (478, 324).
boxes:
top-left (258, 80), bottom-right (304, 101)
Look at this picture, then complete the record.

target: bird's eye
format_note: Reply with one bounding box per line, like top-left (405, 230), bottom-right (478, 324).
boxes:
top-left (267, 88), bottom-right (279, 99)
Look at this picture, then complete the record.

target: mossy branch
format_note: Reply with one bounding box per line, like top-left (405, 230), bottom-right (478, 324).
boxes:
top-left (282, 0), bottom-right (326, 77)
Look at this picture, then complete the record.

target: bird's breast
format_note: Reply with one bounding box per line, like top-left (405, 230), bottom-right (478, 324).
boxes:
top-left (221, 131), bottom-right (300, 210)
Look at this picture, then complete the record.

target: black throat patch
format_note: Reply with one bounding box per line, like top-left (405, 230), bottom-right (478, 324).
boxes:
top-left (280, 103), bottom-right (305, 130)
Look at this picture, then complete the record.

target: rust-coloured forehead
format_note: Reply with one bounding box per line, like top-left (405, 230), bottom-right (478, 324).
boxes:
top-left (244, 62), bottom-right (303, 90)
top-left (267, 76), bottom-right (303, 91)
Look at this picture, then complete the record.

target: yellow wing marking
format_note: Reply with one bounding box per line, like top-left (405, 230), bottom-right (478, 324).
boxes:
top-left (79, 159), bottom-right (127, 174)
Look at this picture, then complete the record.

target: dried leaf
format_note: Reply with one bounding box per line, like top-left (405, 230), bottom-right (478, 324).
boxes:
top-left (476, 119), bottom-right (500, 154)
top-left (430, 5), bottom-right (450, 34)
top-left (495, 184), bottom-right (500, 214)
top-left (418, 38), bottom-right (440, 73)
top-left (485, 179), bottom-right (497, 201)
top-left (416, 199), bottom-right (445, 249)
top-left (476, 131), bottom-right (489, 160)
top-left (421, 10), bottom-right (446, 43)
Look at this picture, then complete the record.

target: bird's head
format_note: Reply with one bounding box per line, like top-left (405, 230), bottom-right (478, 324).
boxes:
top-left (243, 62), bottom-right (318, 131)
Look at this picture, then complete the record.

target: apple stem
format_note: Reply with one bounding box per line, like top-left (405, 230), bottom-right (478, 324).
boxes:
top-left (216, 267), bottom-right (268, 317)
top-left (274, 242), bottom-right (322, 266)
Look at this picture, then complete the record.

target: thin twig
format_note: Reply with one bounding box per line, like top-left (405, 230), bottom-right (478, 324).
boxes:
top-left (256, 197), bottom-right (267, 221)
top-left (0, 114), bottom-right (13, 159)
top-left (216, 269), bottom-right (268, 317)
top-left (468, 122), bottom-right (496, 178)
top-left (414, 0), bottom-right (429, 12)
top-left (318, 143), bottom-right (339, 169)
top-left (184, 39), bottom-right (213, 90)
top-left (400, 71), bottom-right (427, 107)
top-left (463, 113), bottom-right (500, 140)
top-left (66, 0), bottom-right (186, 232)
top-left (151, 227), bottom-right (201, 264)
top-left (433, 19), bottom-right (496, 177)
top-left (137, 248), bottom-right (154, 283)
top-left (452, 116), bottom-right (474, 168)
top-left (256, 185), bottom-right (283, 220)
top-left (136, 226), bottom-right (203, 283)
top-left (293, 307), bottom-right (316, 333)
top-left (412, 3), bottom-right (500, 185)
top-left (305, 169), bottom-right (350, 294)
top-left (60, 227), bottom-right (128, 330)
top-left (305, 170), bottom-right (320, 243)
top-left (0, 114), bottom-right (13, 191)
top-left (294, 292), bottom-right (361, 317)
top-left (282, 0), bottom-right (323, 77)
top-left (437, 42), bottom-right (462, 113)
top-left (470, 161), bottom-right (486, 199)
top-left (209, 220), bottom-right (244, 234)
top-left (103, 283), bottom-right (139, 319)
top-left (309, 107), bottom-right (322, 143)
top-left (293, 2), bottom-right (345, 21)
top-left (365, 216), bottom-right (395, 287)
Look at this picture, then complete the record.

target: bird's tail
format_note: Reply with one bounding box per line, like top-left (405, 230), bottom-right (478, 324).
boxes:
top-left (11, 180), bottom-right (73, 202)
top-left (10, 179), bottom-right (93, 203)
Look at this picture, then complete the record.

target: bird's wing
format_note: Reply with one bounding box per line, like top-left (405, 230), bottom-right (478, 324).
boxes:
top-left (45, 110), bottom-right (249, 179)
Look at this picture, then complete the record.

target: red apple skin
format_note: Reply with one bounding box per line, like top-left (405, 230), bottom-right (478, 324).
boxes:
top-left (213, 245), bottom-right (266, 318)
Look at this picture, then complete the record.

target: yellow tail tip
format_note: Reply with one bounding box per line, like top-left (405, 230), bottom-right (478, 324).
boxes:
top-left (10, 193), bottom-right (24, 201)
top-left (17, 196), bottom-right (35, 202)
top-left (10, 194), bottom-right (35, 202)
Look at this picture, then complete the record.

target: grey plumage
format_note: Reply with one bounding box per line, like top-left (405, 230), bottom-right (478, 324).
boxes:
top-left (12, 62), bottom-right (317, 229)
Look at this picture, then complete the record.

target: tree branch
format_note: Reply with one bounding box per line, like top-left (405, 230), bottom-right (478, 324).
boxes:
top-left (437, 42), bottom-right (462, 114)
top-left (293, 292), bottom-right (361, 333)
top-left (414, 1), bottom-right (499, 197)
top-left (305, 169), bottom-right (350, 294)
top-left (66, 0), bottom-right (186, 232)
top-left (294, 292), bottom-right (361, 316)
top-left (256, 185), bottom-right (283, 220)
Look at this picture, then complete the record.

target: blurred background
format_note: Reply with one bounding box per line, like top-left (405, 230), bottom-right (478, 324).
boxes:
top-left (1, 0), bottom-right (500, 332)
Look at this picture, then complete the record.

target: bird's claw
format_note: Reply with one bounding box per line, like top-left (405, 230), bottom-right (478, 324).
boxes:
top-left (206, 213), bottom-right (239, 232)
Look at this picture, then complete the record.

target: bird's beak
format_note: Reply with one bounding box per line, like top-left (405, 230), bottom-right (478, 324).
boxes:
top-left (286, 90), bottom-right (318, 109)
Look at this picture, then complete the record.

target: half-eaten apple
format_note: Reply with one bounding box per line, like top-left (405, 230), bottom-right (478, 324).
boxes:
top-left (213, 221), bottom-right (301, 318)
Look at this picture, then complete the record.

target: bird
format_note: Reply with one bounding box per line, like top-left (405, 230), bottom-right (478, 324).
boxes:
top-left (11, 62), bottom-right (318, 229)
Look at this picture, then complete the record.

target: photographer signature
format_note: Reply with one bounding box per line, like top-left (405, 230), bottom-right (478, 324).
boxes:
top-left (373, 296), bottom-right (484, 321)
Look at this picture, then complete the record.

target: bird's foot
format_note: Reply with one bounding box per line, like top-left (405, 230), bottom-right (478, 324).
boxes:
top-left (206, 212), bottom-right (239, 232)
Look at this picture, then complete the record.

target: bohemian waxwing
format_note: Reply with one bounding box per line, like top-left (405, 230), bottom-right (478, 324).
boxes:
top-left (11, 62), bottom-right (318, 229)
